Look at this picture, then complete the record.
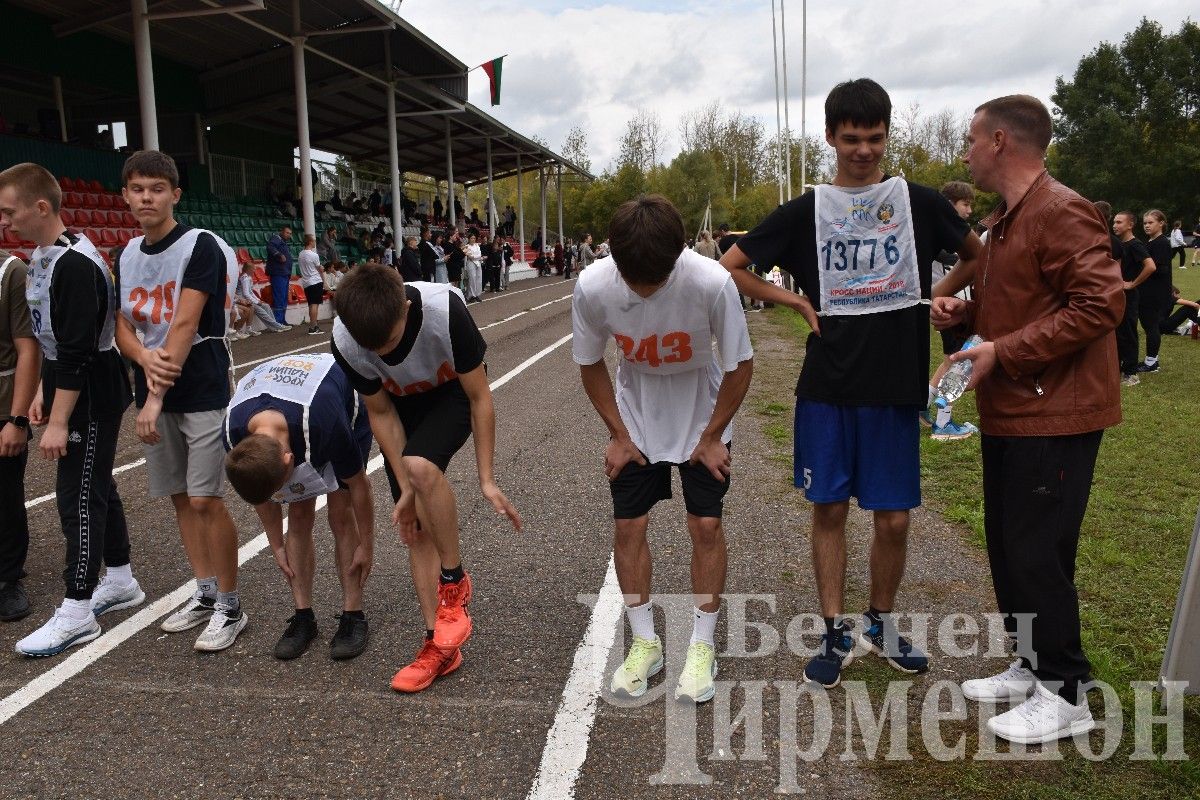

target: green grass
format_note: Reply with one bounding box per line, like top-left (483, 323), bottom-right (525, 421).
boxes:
top-left (760, 264), bottom-right (1200, 798)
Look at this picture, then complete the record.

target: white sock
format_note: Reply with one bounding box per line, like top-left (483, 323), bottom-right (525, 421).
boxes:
top-left (935, 404), bottom-right (953, 428)
top-left (106, 563), bottom-right (133, 584)
top-left (691, 607), bottom-right (720, 646)
top-left (625, 601), bottom-right (656, 642)
top-left (1145, 355), bottom-right (1158, 366)
top-left (60, 598), bottom-right (92, 621)
top-left (927, 385), bottom-right (936, 406)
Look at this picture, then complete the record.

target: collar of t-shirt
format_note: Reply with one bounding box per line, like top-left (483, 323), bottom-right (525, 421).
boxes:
top-left (379, 284), bottom-right (424, 366)
top-left (622, 258), bottom-right (682, 303)
top-left (140, 222), bottom-right (189, 254)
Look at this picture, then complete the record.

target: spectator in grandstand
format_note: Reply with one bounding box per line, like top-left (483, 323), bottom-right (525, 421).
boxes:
top-left (1170, 220), bottom-right (1187, 269)
top-left (531, 227), bottom-right (543, 254)
top-left (468, 207), bottom-right (481, 227)
top-left (236, 263), bottom-right (290, 334)
top-left (224, 354), bottom-right (375, 661)
top-left (693, 230), bottom-right (719, 259)
top-left (0, 247), bottom-right (37, 623)
top-left (319, 226), bottom-right (337, 264)
top-left (381, 236), bottom-right (394, 267)
top-left (934, 94), bottom-right (1121, 745)
top-left (722, 78), bottom-right (981, 692)
top-left (265, 225), bottom-right (293, 325)
top-left (368, 188), bottom-right (382, 217)
top-left (433, 196), bottom-right (443, 224)
top-left (398, 235), bottom-right (422, 283)
top-left (330, 263), bottom-right (520, 691)
top-left (323, 261), bottom-right (342, 299)
top-left (454, 196), bottom-right (464, 220)
top-left (264, 178), bottom-right (278, 205)
top-left (420, 228), bottom-right (438, 283)
top-left (330, 190), bottom-right (343, 212)
top-left (0, 162), bottom-right (140, 657)
top-left (1137, 209), bottom-right (1173, 373)
top-left (573, 194), bottom-right (754, 705)
top-left (299, 234), bottom-right (325, 336)
top-left (464, 234), bottom-right (483, 303)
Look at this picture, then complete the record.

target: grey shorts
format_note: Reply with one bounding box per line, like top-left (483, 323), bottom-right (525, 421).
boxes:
top-left (144, 409), bottom-right (227, 498)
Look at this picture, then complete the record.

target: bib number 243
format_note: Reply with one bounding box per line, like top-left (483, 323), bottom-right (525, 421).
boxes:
top-left (613, 332), bottom-right (692, 368)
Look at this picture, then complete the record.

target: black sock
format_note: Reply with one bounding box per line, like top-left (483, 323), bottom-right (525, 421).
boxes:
top-left (824, 617), bottom-right (843, 648)
top-left (343, 609), bottom-right (365, 620)
top-left (439, 563), bottom-right (465, 584)
top-left (294, 607), bottom-right (315, 620)
top-left (866, 607), bottom-right (889, 626)
top-left (425, 629), bottom-right (435, 641)
top-left (1058, 680), bottom-right (1081, 706)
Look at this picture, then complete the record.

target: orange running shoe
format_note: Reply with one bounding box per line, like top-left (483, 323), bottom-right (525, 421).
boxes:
top-left (391, 640), bottom-right (463, 693)
top-left (432, 571), bottom-right (473, 650)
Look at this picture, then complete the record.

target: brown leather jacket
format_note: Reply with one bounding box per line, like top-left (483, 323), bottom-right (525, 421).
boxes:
top-left (966, 170), bottom-right (1123, 436)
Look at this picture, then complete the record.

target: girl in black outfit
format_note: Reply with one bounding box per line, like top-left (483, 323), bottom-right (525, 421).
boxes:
top-left (445, 231), bottom-right (466, 290)
top-left (1138, 209), bottom-right (1174, 371)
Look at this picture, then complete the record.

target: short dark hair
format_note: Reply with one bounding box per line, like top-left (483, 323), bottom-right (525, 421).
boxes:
top-left (940, 181), bottom-right (974, 205)
top-left (825, 78), bottom-right (892, 134)
top-left (1092, 200), bottom-right (1112, 220)
top-left (0, 162), bottom-right (62, 212)
top-left (608, 194), bottom-right (685, 287)
top-left (1115, 210), bottom-right (1137, 224)
top-left (122, 150), bottom-right (179, 188)
top-left (975, 95), bottom-right (1052, 153)
top-left (335, 261), bottom-right (406, 349)
top-left (225, 434), bottom-right (287, 505)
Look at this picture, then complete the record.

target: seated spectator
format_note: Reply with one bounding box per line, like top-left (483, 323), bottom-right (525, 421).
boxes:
top-left (1161, 285), bottom-right (1200, 334)
top-left (368, 188), bottom-right (382, 216)
top-left (330, 189), bottom-right (343, 211)
top-left (318, 227), bottom-right (337, 263)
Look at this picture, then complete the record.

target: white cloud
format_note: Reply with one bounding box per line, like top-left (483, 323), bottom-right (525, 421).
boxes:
top-left (398, 1), bottom-right (1193, 172)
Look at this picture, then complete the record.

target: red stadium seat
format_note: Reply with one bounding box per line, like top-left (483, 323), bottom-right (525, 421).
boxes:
top-left (114, 195), bottom-right (128, 211)
top-left (236, 247), bottom-right (253, 264)
top-left (84, 228), bottom-right (101, 243)
top-left (72, 210), bottom-right (90, 227)
top-left (106, 211), bottom-right (123, 227)
top-left (121, 211), bottom-right (136, 227)
top-left (83, 193), bottom-right (100, 208)
top-left (117, 230), bottom-right (132, 245)
top-left (72, 178), bottom-right (88, 193)
top-left (59, 211), bottom-right (73, 228)
top-left (63, 191), bottom-right (83, 208)
top-left (98, 194), bottom-right (114, 210)
top-left (125, 228), bottom-right (141, 240)
top-left (89, 210), bottom-right (107, 226)
top-left (252, 267), bottom-right (268, 282)
top-left (288, 283), bottom-right (306, 304)
top-left (58, 177), bottom-right (72, 192)
top-left (88, 180), bottom-right (104, 193)
top-left (100, 229), bottom-right (119, 247)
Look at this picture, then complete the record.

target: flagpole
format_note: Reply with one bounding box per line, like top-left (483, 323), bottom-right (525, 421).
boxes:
top-left (780, 0), bottom-right (792, 201)
top-left (770, 0), bottom-right (783, 206)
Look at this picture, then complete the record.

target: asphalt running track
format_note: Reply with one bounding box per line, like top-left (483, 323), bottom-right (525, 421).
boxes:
top-left (0, 275), bottom-right (866, 799)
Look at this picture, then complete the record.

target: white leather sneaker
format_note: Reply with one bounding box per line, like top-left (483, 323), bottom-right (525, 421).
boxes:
top-left (962, 659), bottom-right (1036, 702)
top-left (986, 683), bottom-right (1094, 744)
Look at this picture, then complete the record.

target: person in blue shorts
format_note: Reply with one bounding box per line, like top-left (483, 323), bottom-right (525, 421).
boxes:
top-left (720, 78), bottom-right (982, 688)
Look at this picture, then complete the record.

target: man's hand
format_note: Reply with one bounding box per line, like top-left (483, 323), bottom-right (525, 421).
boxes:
top-left (392, 491), bottom-right (419, 544)
top-left (789, 293), bottom-right (822, 337)
top-left (40, 420), bottom-right (68, 460)
top-left (271, 542), bottom-right (295, 580)
top-left (139, 348), bottom-right (182, 395)
top-left (136, 394), bottom-right (163, 444)
top-left (689, 434), bottom-right (731, 482)
top-left (28, 388), bottom-right (45, 427)
top-left (948, 340), bottom-right (997, 390)
top-left (604, 436), bottom-right (646, 481)
top-left (350, 542), bottom-right (373, 587)
top-left (930, 297), bottom-right (968, 331)
top-left (0, 421), bottom-right (28, 458)
top-left (481, 480), bottom-right (523, 532)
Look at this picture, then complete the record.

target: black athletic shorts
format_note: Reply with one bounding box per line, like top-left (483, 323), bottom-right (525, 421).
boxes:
top-left (381, 380), bottom-right (473, 502)
top-left (610, 443), bottom-right (731, 520)
top-left (939, 327), bottom-right (968, 356)
top-left (304, 282), bottom-right (325, 307)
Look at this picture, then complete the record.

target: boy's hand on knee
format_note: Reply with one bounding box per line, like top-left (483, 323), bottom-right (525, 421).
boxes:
top-left (604, 436), bottom-right (645, 481)
top-left (689, 435), bottom-right (731, 482)
top-left (392, 493), bottom-right (419, 544)
top-left (271, 544), bottom-right (294, 580)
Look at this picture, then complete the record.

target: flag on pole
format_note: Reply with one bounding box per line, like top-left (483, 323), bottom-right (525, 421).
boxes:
top-left (480, 56), bottom-right (504, 105)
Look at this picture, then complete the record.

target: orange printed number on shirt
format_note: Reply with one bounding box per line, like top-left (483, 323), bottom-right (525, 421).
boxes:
top-left (129, 280), bottom-right (176, 325)
top-left (381, 360), bottom-right (459, 397)
top-left (613, 332), bottom-right (692, 367)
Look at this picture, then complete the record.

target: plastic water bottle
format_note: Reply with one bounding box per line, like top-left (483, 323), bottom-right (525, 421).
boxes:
top-left (935, 335), bottom-right (985, 408)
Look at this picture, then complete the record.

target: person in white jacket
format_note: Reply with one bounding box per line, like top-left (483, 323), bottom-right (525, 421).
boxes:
top-left (463, 234), bottom-right (483, 304)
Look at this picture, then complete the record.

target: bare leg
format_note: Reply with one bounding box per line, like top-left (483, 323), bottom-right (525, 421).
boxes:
top-left (326, 490), bottom-right (363, 612)
top-left (686, 514), bottom-right (726, 612)
top-left (811, 501), bottom-right (850, 617)
top-left (283, 499), bottom-right (316, 609)
top-left (190, 496), bottom-right (239, 593)
top-left (930, 356), bottom-right (953, 389)
top-left (172, 493), bottom-right (213, 582)
top-left (613, 515), bottom-right (651, 606)
top-left (868, 509), bottom-right (910, 612)
top-left (402, 455), bottom-right (461, 569)
top-left (408, 528), bottom-right (440, 630)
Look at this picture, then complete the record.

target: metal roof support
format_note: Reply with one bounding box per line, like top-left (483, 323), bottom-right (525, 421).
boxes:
top-left (194, 113), bottom-right (206, 165)
top-left (556, 163), bottom-right (564, 248)
top-left (539, 166), bottom-right (547, 254)
top-left (52, 77), bottom-right (67, 143)
top-left (293, 0), bottom-right (315, 238)
top-left (516, 154), bottom-right (525, 261)
top-left (485, 137), bottom-right (495, 235)
top-left (445, 118), bottom-right (456, 227)
top-left (133, 0), bottom-right (159, 150)
top-left (384, 36), bottom-right (402, 241)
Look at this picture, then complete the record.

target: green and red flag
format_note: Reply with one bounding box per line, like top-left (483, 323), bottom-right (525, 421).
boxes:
top-left (480, 56), bottom-right (504, 106)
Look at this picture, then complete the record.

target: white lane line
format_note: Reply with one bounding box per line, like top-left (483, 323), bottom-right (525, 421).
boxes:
top-left (0, 334), bottom-right (574, 726)
top-left (24, 457), bottom-right (147, 511)
top-left (233, 339), bottom-right (330, 372)
top-left (480, 294), bottom-right (572, 332)
top-left (526, 556), bottom-right (624, 800)
top-left (479, 277), bottom-right (575, 305)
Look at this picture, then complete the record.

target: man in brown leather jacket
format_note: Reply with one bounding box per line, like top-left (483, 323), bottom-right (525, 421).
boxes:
top-left (931, 94), bottom-right (1123, 746)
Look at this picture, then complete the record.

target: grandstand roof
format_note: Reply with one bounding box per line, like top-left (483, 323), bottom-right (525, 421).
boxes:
top-left (6, 0), bottom-right (590, 183)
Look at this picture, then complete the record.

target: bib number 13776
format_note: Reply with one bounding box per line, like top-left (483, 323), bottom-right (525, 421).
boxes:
top-left (821, 234), bottom-right (899, 271)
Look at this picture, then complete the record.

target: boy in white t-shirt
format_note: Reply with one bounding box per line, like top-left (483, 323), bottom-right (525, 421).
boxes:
top-left (572, 195), bottom-right (754, 703)
top-left (298, 234), bottom-right (325, 336)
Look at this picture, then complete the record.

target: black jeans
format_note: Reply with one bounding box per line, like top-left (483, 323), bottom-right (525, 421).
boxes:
top-left (1137, 288), bottom-right (1164, 359)
top-left (1116, 288), bottom-right (1140, 373)
top-left (0, 424), bottom-right (30, 582)
top-left (981, 430), bottom-right (1103, 701)
top-left (1161, 300), bottom-right (1199, 332)
top-left (57, 413), bottom-right (131, 600)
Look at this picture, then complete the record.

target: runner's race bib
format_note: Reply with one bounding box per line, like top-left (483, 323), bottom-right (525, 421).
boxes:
top-left (814, 177), bottom-right (921, 316)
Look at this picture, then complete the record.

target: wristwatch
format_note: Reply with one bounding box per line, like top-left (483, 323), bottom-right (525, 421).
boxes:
top-left (9, 416), bottom-right (29, 430)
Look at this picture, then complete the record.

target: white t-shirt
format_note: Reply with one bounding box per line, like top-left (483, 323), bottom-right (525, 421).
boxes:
top-left (572, 249), bottom-right (753, 464)
top-left (298, 248), bottom-right (323, 288)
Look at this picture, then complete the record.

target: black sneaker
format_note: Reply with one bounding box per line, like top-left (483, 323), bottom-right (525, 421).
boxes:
top-left (307, 325), bottom-right (322, 336)
top-left (0, 581), bottom-right (31, 622)
top-left (1136, 361), bottom-right (1160, 373)
top-left (330, 613), bottom-right (369, 660)
top-left (273, 613), bottom-right (318, 660)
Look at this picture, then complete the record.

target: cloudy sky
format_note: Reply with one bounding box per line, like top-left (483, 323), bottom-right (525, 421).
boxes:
top-left (398, 1), bottom-right (1192, 173)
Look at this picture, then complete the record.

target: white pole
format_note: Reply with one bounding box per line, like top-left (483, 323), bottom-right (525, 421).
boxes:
top-left (780, 0), bottom-right (792, 200)
top-left (445, 118), bottom-right (456, 227)
top-left (800, 0), bottom-right (808, 194)
top-left (292, 0), bottom-right (314, 239)
top-left (485, 137), bottom-right (495, 235)
top-left (52, 77), bottom-right (67, 143)
top-left (556, 163), bottom-right (563, 247)
top-left (770, 0), bottom-right (783, 205)
top-left (539, 166), bottom-right (547, 254)
top-left (516, 154), bottom-right (525, 262)
top-left (132, 0), bottom-right (158, 150)
top-left (384, 36), bottom-right (402, 240)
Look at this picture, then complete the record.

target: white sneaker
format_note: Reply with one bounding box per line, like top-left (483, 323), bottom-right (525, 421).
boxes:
top-left (90, 575), bottom-right (146, 617)
top-left (675, 641), bottom-right (718, 703)
top-left (986, 683), bottom-right (1094, 744)
top-left (194, 603), bottom-right (248, 652)
top-left (962, 659), bottom-right (1036, 702)
top-left (15, 608), bottom-right (101, 656)
top-left (248, 329), bottom-right (262, 336)
top-left (609, 635), bottom-right (663, 698)
top-left (160, 593), bottom-right (215, 633)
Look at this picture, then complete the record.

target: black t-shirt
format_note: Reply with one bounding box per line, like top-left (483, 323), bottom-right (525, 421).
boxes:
top-left (114, 225), bottom-right (231, 412)
top-left (1145, 236), bottom-right (1173, 286)
top-left (446, 245), bottom-right (465, 282)
top-left (718, 233), bottom-right (739, 256)
top-left (736, 181), bottom-right (969, 406)
top-left (1119, 237), bottom-right (1151, 282)
top-left (1107, 233), bottom-right (1122, 261)
top-left (331, 284), bottom-right (486, 398)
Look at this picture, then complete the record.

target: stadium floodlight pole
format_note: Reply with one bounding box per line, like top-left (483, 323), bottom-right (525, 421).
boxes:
top-left (770, 0), bottom-right (783, 205)
top-left (780, 0), bottom-right (792, 201)
top-left (516, 153), bottom-right (525, 263)
top-left (292, 0), bottom-right (315, 239)
top-left (800, 0), bottom-right (807, 194)
top-left (132, 0), bottom-right (159, 150)
top-left (445, 118), bottom-right (456, 227)
top-left (556, 162), bottom-right (564, 248)
top-left (384, 35), bottom-right (402, 242)
top-left (486, 136), bottom-right (495, 234)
